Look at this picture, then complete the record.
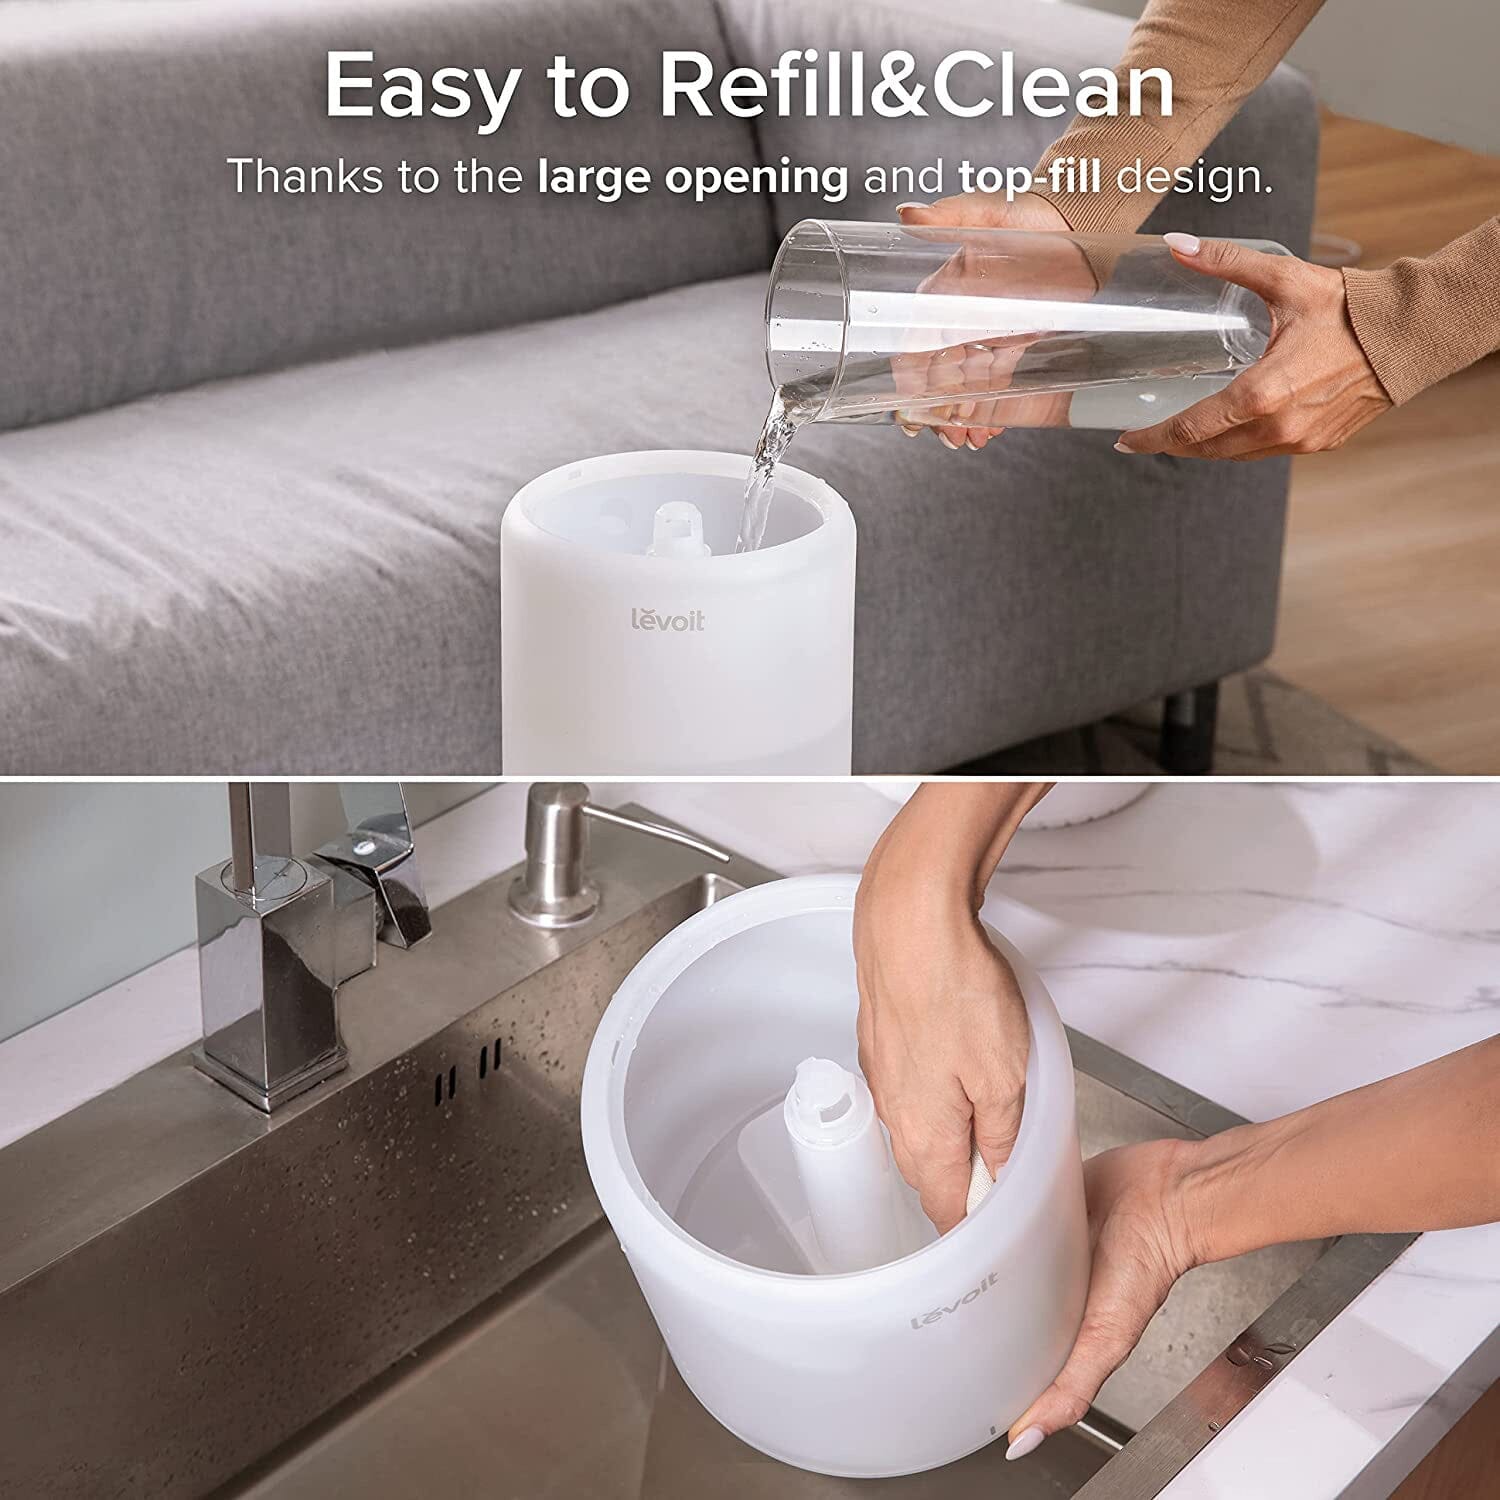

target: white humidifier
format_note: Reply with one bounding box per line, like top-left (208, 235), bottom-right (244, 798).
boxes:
top-left (580, 874), bottom-right (1089, 1478)
top-left (500, 451), bottom-right (856, 774)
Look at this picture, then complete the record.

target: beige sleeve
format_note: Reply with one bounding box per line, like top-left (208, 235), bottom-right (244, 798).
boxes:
top-left (1342, 218), bottom-right (1500, 405)
top-left (1024, 0), bottom-right (1500, 401)
top-left (1029, 0), bottom-right (1327, 233)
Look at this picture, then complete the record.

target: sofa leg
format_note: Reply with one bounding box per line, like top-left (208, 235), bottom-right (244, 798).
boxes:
top-left (1158, 682), bottom-right (1219, 775)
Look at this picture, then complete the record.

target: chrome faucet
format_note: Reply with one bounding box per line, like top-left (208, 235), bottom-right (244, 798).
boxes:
top-left (194, 782), bottom-right (431, 1112)
top-left (508, 782), bottom-right (730, 929)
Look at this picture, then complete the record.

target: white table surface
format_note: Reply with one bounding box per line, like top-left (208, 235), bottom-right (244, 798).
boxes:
top-left (3, 778), bottom-right (1497, 1498)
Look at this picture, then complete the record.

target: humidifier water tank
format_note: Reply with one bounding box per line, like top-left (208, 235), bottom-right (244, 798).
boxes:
top-left (500, 450), bottom-right (855, 775)
top-left (580, 874), bottom-right (1090, 1477)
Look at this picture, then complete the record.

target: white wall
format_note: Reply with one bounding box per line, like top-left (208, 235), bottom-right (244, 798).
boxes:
top-left (0, 783), bottom-right (490, 1043)
top-left (1071, 0), bottom-right (1500, 154)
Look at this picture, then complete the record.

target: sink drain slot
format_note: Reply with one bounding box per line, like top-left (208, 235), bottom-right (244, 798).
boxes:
top-left (433, 1038), bottom-right (504, 1107)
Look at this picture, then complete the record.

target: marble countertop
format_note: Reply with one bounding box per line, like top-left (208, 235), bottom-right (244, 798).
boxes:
top-left (3, 778), bottom-right (1497, 1498)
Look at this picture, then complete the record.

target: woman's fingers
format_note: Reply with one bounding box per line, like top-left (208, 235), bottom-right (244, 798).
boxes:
top-left (898, 194), bottom-right (1072, 234)
top-left (920, 345), bottom-right (978, 450)
top-left (899, 195), bottom-right (1014, 229)
top-left (1116, 342), bottom-right (1387, 460)
top-left (1005, 1142), bottom-right (1197, 1460)
top-left (887, 1096), bottom-right (975, 1235)
top-left (932, 345), bottom-right (1019, 449)
top-left (1005, 1259), bottom-right (1161, 1453)
top-left (1162, 232), bottom-right (1298, 303)
top-left (895, 194), bottom-right (1073, 450)
top-left (1114, 239), bottom-right (1303, 457)
top-left (970, 1085), bottom-right (1025, 1178)
top-left (855, 1001), bottom-right (876, 1083)
top-left (1126, 413), bottom-right (1289, 461)
top-left (1116, 247), bottom-right (1389, 461)
top-left (1116, 367), bottom-right (1282, 455)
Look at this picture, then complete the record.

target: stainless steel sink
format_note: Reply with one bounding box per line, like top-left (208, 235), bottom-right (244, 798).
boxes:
top-left (212, 1036), bottom-right (1410, 1500)
top-left (0, 806), bottom-right (1413, 1499)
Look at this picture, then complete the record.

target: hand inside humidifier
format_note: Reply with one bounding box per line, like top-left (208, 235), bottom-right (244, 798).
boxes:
top-left (853, 782), bottom-right (1051, 1234)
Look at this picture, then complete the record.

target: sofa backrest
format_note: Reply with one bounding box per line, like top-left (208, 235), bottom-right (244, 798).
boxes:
top-left (0, 0), bottom-right (774, 433)
top-left (716, 0), bottom-right (1319, 251)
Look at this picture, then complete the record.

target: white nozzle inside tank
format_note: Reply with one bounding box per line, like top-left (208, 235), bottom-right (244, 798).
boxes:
top-left (647, 500), bottom-right (711, 559)
top-left (784, 1058), bottom-right (909, 1272)
top-left (786, 1058), bottom-right (868, 1145)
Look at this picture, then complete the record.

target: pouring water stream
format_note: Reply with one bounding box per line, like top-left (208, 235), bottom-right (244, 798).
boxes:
top-left (735, 390), bottom-right (811, 554)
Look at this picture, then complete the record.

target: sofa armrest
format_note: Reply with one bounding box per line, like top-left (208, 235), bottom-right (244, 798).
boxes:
top-left (717, 0), bottom-right (1319, 254)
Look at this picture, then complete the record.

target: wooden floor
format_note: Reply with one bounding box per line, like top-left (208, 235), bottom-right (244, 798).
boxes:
top-left (1390, 1377), bottom-right (1500, 1499)
top-left (1266, 113), bottom-right (1500, 774)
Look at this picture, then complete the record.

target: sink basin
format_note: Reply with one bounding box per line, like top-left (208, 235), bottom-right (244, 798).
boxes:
top-left (0, 811), bottom-right (753, 1500)
top-left (0, 807), bottom-right (1412, 1500)
top-left (215, 1028), bottom-right (1402, 1500)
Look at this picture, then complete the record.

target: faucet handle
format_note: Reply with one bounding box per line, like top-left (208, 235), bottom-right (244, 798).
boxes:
top-left (315, 783), bottom-right (433, 949)
top-left (508, 782), bottom-right (729, 929)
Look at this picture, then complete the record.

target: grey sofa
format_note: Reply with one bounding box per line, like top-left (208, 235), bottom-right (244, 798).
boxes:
top-left (0, 0), bottom-right (1318, 774)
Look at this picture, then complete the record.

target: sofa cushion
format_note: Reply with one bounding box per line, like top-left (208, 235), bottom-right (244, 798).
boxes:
top-left (0, 0), bottom-right (772, 433)
top-left (0, 272), bottom-right (1285, 773)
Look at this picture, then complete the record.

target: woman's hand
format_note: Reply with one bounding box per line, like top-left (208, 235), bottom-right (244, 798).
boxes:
top-left (1115, 234), bottom-right (1392, 461)
top-left (895, 193), bottom-right (1077, 451)
top-left (853, 784), bottom-right (1049, 1234)
top-left (900, 189), bottom-right (1071, 236)
top-left (854, 885), bottom-right (1030, 1234)
top-left (1005, 1139), bottom-right (1200, 1460)
top-left (1006, 1035), bottom-right (1500, 1460)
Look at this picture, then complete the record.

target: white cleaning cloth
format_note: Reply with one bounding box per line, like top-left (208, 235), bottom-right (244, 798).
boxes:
top-left (966, 1139), bottom-right (994, 1216)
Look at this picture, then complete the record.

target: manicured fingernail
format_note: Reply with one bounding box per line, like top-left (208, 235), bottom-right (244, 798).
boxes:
top-left (1114, 439), bottom-right (1134, 453)
top-left (964, 437), bottom-right (980, 451)
top-left (1006, 1426), bottom-right (1045, 1461)
top-left (1163, 232), bottom-right (1201, 255)
top-left (900, 423), bottom-right (922, 438)
top-left (937, 432), bottom-right (960, 450)
top-left (896, 201), bottom-right (930, 217)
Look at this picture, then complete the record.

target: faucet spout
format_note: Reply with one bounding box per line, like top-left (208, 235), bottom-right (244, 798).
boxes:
top-left (315, 783), bottom-right (433, 949)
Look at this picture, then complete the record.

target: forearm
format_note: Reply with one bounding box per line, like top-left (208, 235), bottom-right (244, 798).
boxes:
top-left (1343, 216), bottom-right (1500, 404)
top-left (864, 783), bottom-right (1051, 911)
top-left (1179, 1036), bottom-right (1500, 1265)
top-left (1032, 0), bottom-right (1326, 234)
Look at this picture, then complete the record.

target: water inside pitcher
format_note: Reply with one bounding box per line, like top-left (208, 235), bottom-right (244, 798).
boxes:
top-left (764, 219), bottom-right (1285, 434)
top-left (735, 220), bottom-right (1287, 550)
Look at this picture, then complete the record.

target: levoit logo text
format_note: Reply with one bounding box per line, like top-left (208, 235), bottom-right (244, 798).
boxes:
top-left (910, 1271), bottom-right (999, 1329)
top-left (631, 607), bottom-right (706, 633)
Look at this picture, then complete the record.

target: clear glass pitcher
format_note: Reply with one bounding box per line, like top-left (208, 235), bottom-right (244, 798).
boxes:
top-left (764, 219), bottom-right (1289, 432)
